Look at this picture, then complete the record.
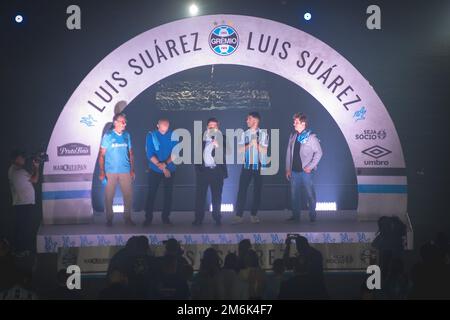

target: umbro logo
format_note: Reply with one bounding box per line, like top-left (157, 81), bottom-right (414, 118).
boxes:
top-left (362, 145), bottom-right (391, 159)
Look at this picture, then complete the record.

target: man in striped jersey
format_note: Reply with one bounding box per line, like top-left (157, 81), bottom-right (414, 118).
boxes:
top-left (233, 112), bottom-right (269, 224)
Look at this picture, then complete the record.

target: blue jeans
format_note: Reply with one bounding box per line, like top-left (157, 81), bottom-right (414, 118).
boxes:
top-left (290, 171), bottom-right (317, 221)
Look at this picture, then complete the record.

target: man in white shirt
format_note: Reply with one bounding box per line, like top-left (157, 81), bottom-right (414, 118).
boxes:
top-left (8, 150), bottom-right (40, 255)
top-left (193, 118), bottom-right (228, 226)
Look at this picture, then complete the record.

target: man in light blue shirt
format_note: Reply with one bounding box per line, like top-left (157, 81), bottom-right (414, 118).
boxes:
top-left (99, 113), bottom-right (135, 227)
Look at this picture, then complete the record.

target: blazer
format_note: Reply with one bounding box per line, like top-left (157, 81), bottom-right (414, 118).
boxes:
top-left (285, 132), bottom-right (323, 172)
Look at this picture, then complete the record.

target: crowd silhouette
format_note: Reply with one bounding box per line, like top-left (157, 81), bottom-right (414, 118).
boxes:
top-left (1, 218), bottom-right (449, 300)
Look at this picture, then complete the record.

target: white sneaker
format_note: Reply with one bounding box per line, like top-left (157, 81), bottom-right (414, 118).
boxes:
top-left (250, 216), bottom-right (260, 224)
top-left (232, 216), bottom-right (244, 225)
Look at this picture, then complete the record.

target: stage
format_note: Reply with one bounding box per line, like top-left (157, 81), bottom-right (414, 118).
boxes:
top-left (37, 210), bottom-right (413, 271)
top-left (38, 210), bottom-right (385, 253)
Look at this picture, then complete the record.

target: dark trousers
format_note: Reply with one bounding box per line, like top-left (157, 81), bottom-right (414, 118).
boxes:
top-left (194, 168), bottom-right (224, 223)
top-left (235, 168), bottom-right (263, 217)
top-left (145, 170), bottom-right (175, 222)
top-left (13, 204), bottom-right (37, 252)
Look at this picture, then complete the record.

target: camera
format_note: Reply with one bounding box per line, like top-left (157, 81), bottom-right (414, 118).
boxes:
top-left (28, 151), bottom-right (49, 164)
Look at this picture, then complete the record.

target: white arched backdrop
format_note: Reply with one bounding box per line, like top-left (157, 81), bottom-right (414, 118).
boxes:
top-left (42, 15), bottom-right (407, 224)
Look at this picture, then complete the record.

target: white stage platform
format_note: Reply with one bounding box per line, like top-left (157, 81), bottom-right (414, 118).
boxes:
top-left (37, 210), bottom-right (380, 253)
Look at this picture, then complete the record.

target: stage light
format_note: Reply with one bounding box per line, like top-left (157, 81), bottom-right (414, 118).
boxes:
top-left (209, 203), bottom-right (335, 213)
top-left (316, 202), bottom-right (337, 211)
top-left (15, 14), bottom-right (24, 23)
top-left (304, 12), bottom-right (312, 21)
top-left (113, 204), bottom-right (124, 213)
top-left (210, 203), bottom-right (234, 213)
top-left (189, 4), bottom-right (199, 16)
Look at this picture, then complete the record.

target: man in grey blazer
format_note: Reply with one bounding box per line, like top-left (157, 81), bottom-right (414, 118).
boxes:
top-left (285, 113), bottom-right (323, 222)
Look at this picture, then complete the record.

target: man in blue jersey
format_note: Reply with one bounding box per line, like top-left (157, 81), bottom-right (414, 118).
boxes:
top-left (99, 113), bottom-right (135, 227)
top-left (143, 118), bottom-right (178, 226)
top-left (233, 112), bottom-right (269, 225)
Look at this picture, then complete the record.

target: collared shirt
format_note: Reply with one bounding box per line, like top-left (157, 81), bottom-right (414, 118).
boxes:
top-left (203, 134), bottom-right (216, 168)
top-left (238, 128), bottom-right (269, 170)
top-left (100, 130), bottom-right (132, 174)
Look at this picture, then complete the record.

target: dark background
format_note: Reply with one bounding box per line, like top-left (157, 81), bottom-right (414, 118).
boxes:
top-left (1, 0), bottom-right (449, 246)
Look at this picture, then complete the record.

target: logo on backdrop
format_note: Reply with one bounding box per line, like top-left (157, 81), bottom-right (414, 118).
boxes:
top-left (53, 164), bottom-right (88, 172)
top-left (57, 143), bottom-right (91, 156)
top-left (362, 145), bottom-right (391, 166)
top-left (209, 25), bottom-right (239, 56)
top-left (353, 106), bottom-right (367, 122)
top-left (80, 114), bottom-right (97, 127)
top-left (355, 130), bottom-right (387, 141)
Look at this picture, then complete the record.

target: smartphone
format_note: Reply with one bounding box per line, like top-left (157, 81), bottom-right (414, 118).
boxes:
top-left (287, 233), bottom-right (300, 240)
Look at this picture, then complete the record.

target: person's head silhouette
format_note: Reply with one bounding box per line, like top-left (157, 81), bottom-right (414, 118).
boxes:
top-left (163, 238), bottom-right (183, 256)
top-left (224, 253), bottom-right (239, 272)
top-left (272, 259), bottom-right (285, 275)
top-left (295, 236), bottom-right (310, 253)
